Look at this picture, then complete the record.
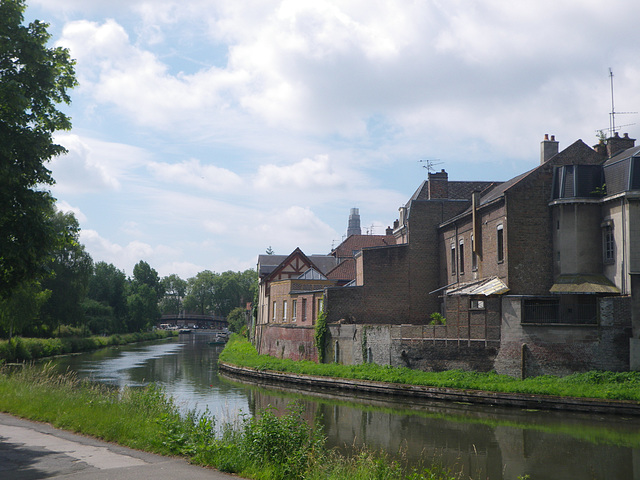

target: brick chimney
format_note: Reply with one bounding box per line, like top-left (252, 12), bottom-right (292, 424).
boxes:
top-left (606, 132), bottom-right (636, 158)
top-left (540, 134), bottom-right (559, 164)
top-left (428, 169), bottom-right (449, 199)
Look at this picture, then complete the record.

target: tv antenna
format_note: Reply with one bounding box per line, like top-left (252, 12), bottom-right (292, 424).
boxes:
top-left (605, 68), bottom-right (636, 136)
top-left (418, 159), bottom-right (443, 174)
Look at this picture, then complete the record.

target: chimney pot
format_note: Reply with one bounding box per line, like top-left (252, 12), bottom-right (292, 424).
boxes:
top-left (544, 134), bottom-right (549, 140)
top-left (550, 135), bottom-right (555, 141)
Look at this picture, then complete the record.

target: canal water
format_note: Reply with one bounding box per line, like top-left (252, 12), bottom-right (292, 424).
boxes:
top-left (51, 333), bottom-right (640, 480)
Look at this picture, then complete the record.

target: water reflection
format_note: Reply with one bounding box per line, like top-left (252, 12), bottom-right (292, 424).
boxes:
top-left (50, 334), bottom-right (640, 480)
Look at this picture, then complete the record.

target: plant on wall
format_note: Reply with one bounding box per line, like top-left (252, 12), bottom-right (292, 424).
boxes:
top-left (429, 312), bottom-right (447, 325)
top-left (314, 309), bottom-right (327, 363)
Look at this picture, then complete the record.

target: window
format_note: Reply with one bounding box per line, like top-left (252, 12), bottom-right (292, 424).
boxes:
top-left (497, 224), bottom-right (504, 263)
top-left (302, 298), bottom-right (307, 321)
top-left (459, 239), bottom-right (465, 275)
top-left (603, 223), bottom-right (614, 264)
top-left (292, 299), bottom-right (297, 321)
top-left (450, 243), bottom-right (456, 275)
top-left (471, 234), bottom-right (478, 271)
top-left (470, 298), bottom-right (485, 310)
top-left (272, 301), bottom-right (276, 322)
top-left (318, 298), bottom-right (324, 313)
top-left (283, 300), bottom-right (288, 321)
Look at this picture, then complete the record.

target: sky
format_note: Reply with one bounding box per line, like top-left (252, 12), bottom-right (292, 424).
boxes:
top-left (24, 0), bottom-right (640, 279)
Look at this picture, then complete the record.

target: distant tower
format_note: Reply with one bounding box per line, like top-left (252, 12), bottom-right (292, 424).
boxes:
top-left (347, 208), bottom-right (361, 237)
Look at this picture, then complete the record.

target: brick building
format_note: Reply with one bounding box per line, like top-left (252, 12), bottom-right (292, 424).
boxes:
top-left (324, 133), bottom-right (639, 377)
top-left (254, 231), bottom-right (396, 361)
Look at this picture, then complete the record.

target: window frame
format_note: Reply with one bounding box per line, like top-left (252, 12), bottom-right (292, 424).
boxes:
top-left (292, 299), bottom-right (297, 322)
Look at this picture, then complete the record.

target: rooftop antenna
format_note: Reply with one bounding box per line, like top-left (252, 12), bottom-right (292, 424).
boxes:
top-left (418, 159), bottom-right (443, 176)
top-left (606, 68), bottom-right (636, 136)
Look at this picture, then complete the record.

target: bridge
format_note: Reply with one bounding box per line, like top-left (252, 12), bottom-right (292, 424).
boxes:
top-left (158, 314), bottom-right (227, 330)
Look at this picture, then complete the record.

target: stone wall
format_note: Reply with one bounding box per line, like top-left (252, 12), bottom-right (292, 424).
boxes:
top-left (327, 323), bottom-right (498, 372)
top-left (495, 295), bottom-right (632, 377)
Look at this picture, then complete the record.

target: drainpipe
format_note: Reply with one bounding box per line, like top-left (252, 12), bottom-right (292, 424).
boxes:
top-left (622, 197), bottom-right (627, 294)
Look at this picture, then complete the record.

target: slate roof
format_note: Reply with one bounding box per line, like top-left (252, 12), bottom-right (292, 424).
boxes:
top-left (330, 234), bottom-right (395, 259)
top-left (407, 179), bottom-right (499, 205)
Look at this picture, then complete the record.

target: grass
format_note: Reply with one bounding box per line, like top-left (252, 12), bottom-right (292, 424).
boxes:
top-left (0, 330), bottom-right (177, 363)
top-left (0, 363), bottom-right (462, 480)
top-left (219, 335), bottom-right (640, 402)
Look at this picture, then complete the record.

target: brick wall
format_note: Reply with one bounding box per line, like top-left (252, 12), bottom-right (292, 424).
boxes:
top-left (255, 323), bottom-right (318, 361)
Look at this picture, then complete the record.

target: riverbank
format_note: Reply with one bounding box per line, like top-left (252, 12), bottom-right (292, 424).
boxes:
top-left (0, 330), bottom-right (177, 363)
top-left (219, 335), bottom-right (640, 415)
top-left (0, 363), bottom-right (462, 480)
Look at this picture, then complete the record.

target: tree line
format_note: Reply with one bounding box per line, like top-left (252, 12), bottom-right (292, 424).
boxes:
top-left (0, 208), bottom-right (257, 338)
top-left (0, 1), bottom-right (256, 339)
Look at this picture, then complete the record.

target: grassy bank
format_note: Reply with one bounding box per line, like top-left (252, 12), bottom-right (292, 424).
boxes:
top-left (0, 330), bottom-right (176, 363)
top-left (0, 364), bottom-right (461, 480)
top-left (219, 335), bottom-right (640, 402)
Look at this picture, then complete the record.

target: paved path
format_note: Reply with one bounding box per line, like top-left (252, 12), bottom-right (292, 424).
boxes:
top-left (0, 412), bottom-right (238, 479)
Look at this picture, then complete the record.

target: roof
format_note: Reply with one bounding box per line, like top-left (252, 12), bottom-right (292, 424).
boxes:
top-left (298, 268), bottom-right (327, 280)
top-left (258, 247), bottom-right (337, 283)
top-left (445, 277), bottom-right (509, 296)
top-left (257, 254), bottom-right (288, 277)
top-left (326, 257), bottom-right (356, 282)
top-left (330, 234), bottom-right (395, 258)
top-left (549, 274), bottom-right (620, 294)
top-left (407, 179), bottom-right (498, 205)
top-left (604, 144), bottom-right (640, 166)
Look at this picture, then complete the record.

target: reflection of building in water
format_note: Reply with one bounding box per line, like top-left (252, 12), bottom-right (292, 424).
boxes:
top-left (246, 384), bottom-right (640, 480)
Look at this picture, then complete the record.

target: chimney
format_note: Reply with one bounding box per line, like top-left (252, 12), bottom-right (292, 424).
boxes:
top-left (347, 207), bottom-right (361, 237)
top-left (606, 132), bottom-right (636, 158)
top-left (540, 134), bottom-right (559, 164)
top-left (428, 169), bottom-right (449, 199)
top-left (385, 226), bottom-right (393, 235)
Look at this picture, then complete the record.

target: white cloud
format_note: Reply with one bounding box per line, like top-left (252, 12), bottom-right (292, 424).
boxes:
top-left (55, 200), bottom-right (87, 223)
top-left (80, 229), bottom-right (180, 276)
top-left (147, 158), bottom-right (243, 192)
top-left (49, 135), bottom-right (122, 194)
top-left (254, 155), bottom-right (345, 190)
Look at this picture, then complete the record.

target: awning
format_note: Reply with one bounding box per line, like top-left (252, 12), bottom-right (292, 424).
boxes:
top-left (550, 274), bottom-right (620, 294)
top-left (445, 277), bottom-right (509, 296)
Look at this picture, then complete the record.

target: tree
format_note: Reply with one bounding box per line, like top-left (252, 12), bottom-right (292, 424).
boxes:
top-left (0, 280), bottom-right (50, 338)
top-left (40, 211), bottom-right (93, 334)
top-left (160, 274), bottom-right (187, 315)
top-left (126, 260), bottom-right (162, 331)
top-left (183, 270), bottom-right (217, 315)
top-left (86, 262), bottom-right (127, 333)
top-left (227, 306), bottom-right (248, 334)
top-left (0, 0), bottom-right (77, 299)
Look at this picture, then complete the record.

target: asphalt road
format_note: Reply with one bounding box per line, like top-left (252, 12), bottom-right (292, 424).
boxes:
top-left (0, 412), bottom-right (239, 479)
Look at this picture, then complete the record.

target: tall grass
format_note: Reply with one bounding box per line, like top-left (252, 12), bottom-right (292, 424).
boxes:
top-left (219, 335), bottom-right (640, 402)
top-left (0, 364), bottom-right (461, 480)
top-left (0, 330), bottom-right (176, 363)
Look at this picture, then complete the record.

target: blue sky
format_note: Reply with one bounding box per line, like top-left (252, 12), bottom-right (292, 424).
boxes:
top-left (25, 0), bottom-right (640, 278)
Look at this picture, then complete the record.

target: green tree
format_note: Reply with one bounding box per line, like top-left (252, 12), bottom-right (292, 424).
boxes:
top-left (86, 262), bottom-right (127, 333)
top-left (227, 306), bottom-right (248, 334)
top-left (126, 260), bottom-right (162, 331)
top-left (0, 0), bottom-right (77, 299)
top-left (40, 211), bottom-right (93, 334)
top-left (0, 280), bottom-right (50, 338)
top-left (160, 274), bottom-right (187, 315)
top-left (183, 270), bottom-right (217, 315)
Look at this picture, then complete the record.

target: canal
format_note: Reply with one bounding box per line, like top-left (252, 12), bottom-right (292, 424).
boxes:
top-left (51, 333), bottom-right (640, 480)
